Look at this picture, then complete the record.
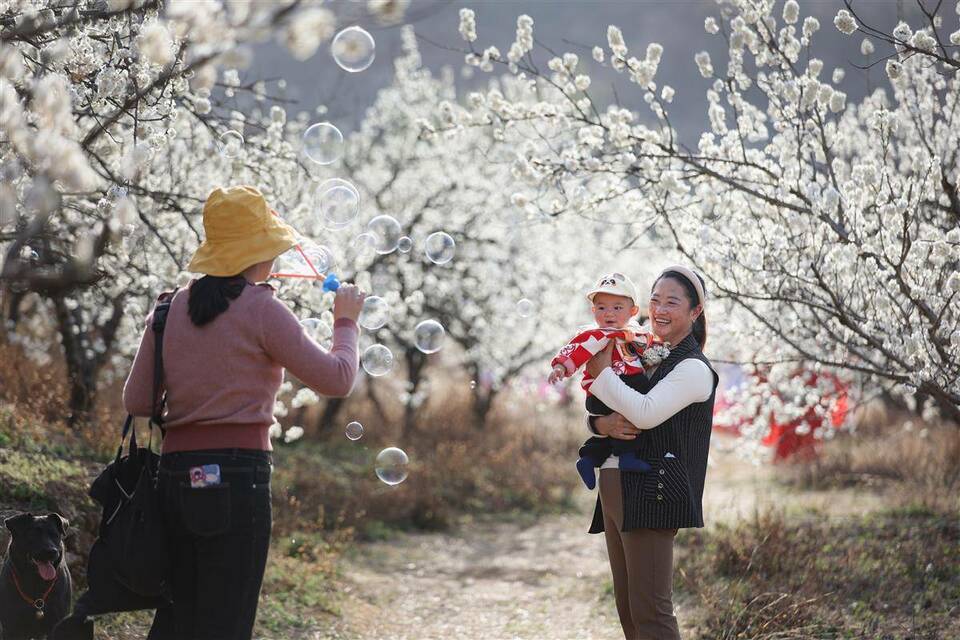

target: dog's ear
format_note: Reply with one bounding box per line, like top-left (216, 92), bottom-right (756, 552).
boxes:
top-left (47, 513), bottom-right (70, 536)
top-left (4, 513), bottom-right (33, 535)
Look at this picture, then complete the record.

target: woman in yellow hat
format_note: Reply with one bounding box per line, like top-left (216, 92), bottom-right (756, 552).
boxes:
top-left (121, 185), bottom-right (366, 640)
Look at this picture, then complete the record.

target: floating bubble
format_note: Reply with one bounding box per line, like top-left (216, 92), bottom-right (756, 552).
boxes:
top-left (303, 122), bottom-right (343, 165)
top-left (317, 178), bottom-right (359, 228)
top-left (300, 318), bottom-right (325, 340)
top-left (414, 319), bottom-right (445, 354)
top-left (272, 241), bottom-right (329, 279)
top-left (273, 248), bottom-right (311, 277)
top-left (217, 130), bottom-right (244, 158)
top-left (353, 232), bottom-right (377, 261)
top-left (424, 231), bottom-right (455, 264)
top-left (301, 241), bottom-right (334, 273)
top-left (516, 298), bottom-right (535, 318)
top-left (359, 295), bottom-right (390, 330)
top-left (332, 26), bottom-right (376, 73)
top-left (375, 447), bottom-right (409, 485)
top-left (345, 421), bottom-right (364, 441)
top-left (361, 343), bottom-right (394, 376)
top-left (367, 214), bottom-right (403, 254)
top-left (397, 236), bottom-right (413, 253)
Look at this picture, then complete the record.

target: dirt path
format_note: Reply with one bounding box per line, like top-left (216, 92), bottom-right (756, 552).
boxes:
top-left (329, 434), bottom-right (890, 640)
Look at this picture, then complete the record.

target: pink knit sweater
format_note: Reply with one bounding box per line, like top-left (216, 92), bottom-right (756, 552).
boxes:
top-left (122, 281), bottom-right (359, 453)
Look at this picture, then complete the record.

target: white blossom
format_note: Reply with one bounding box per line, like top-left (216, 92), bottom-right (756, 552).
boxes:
top-left (137, 21), bottom-right (175, 67)
top-left (367, 0), bottom-right (409, 25)
top-left (886, 59), bottom-right (904, 80)
top-left (459, 8), bottom-right (477, 42)
top-left (283, 8), bottom-right (335, 61)
top-left (834, 9), bottom-right (857, 35)
top-left (283, 425), bottom-right (304, 443)
top-left (695, 51), bottom-right (713, 78)
top-left (783, 1), bottom-right (799, 25)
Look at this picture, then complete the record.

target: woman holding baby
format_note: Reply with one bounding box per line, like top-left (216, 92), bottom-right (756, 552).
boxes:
top-left (584, 265), bottom-right (718, 640)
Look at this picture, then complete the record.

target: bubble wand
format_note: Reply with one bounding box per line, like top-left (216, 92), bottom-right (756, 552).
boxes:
top-left (267, 210), bottom-right (340, 291)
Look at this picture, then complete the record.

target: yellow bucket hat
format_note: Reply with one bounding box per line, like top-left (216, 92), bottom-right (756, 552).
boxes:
top-left (187, 185), bottom-right (299, 276)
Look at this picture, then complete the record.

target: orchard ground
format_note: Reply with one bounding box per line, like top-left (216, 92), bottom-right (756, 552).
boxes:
top-left (1, 393), bottom-right (956, 640)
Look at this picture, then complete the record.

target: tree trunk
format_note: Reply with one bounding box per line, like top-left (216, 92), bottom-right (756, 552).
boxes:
top-left (470, 386), bottom-right (499, 429)
top-left (52, 294), bottom-right (125, 429)
top-left (319, 397), bottom-right (345, 434)
top-left (402, 348), bottom-right (427, 438)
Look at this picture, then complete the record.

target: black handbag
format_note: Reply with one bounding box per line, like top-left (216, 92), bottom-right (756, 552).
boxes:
top-left (56, 293), bottom-right (176, 634)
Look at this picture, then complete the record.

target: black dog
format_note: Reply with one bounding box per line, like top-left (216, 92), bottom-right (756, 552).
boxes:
top-left (0, 513), bottom-right (72, 640)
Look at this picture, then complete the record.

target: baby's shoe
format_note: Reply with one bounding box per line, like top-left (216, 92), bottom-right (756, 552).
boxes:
top-left (576, 457), bottom-right (597, 490)
top-left (618, 451), bottom-right (652, 473)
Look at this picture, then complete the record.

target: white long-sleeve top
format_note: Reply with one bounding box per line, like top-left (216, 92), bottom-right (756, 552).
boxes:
top-left (586, 358), bottom-right (714, 470)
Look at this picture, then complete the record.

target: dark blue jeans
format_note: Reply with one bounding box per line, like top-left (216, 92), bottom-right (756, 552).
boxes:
top-left (147, 449), bottom-right (272, 640)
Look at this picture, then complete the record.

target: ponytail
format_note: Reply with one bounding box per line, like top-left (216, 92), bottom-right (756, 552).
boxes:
top-left (692, 310), bottom-right (707, 349)
top-left (187, 275), bottom-right (246, 327)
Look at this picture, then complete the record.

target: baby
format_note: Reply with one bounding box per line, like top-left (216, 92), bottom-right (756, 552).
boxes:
top-left (549, 272), bottom-right (670, 490)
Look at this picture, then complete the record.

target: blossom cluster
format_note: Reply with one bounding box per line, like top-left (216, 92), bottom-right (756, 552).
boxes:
top-left (432, 1), bottom-right (960, 440)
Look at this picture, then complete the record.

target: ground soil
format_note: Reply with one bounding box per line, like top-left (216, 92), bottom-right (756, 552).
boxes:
top-left (327, 433), bottom-right (892, 640)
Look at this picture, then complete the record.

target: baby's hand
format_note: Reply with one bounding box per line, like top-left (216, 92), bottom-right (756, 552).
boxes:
top-left (548, 364), bottom-right (567, 385)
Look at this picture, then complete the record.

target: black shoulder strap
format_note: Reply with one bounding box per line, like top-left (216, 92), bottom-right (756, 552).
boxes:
top-left (149, 289), bottom-right (178, 437)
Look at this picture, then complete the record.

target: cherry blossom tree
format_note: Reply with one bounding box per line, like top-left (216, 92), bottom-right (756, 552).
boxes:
top-left (0, 0), bottom-right (410, 425)
top-left (264, 30), bottom-right (651, 434)
top-left (438, 1), bottom-right (960, 437)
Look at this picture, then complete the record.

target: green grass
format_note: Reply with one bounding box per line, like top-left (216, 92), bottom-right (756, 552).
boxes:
top-left (0, 447), bottom-right (92, 508)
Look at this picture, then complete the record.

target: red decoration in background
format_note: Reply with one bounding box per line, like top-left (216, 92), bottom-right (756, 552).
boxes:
top-left (713, 369), bottom-right (849, 462)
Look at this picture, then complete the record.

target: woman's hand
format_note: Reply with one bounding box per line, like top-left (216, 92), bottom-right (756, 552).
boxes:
top-left (585, 341), bottom-right (615, 378)
top-left (333, 284), bottom-right (367, 323)
top-left (594, 413), bottom-right (641, 440)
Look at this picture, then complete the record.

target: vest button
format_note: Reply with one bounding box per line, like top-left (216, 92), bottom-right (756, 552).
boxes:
top-left (658, 483), bottom-right (663, 488)
top-left (659, 469), bottom-right (665, 475)
top-left (657, 494), bottom-right (663, 500)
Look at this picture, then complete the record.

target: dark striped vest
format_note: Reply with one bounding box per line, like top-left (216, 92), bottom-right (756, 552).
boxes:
top-left (588, 333), bottom-right (719, 533)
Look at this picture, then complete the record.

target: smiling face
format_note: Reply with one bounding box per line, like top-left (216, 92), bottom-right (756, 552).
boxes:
top-left (591, 292), bottom-right (639, 329)
top-left (648, 276), bottom-right (702, 344)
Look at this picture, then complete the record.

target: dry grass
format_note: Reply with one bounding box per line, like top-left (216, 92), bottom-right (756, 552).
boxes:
top-left (677, 504), bottom-right (960, 640)
top-left (675, 404), bottom-right (960, 640)
top-left (271, 384), bottom-right (581, 539)
top-left (778, 400), bottom-right (960, 514)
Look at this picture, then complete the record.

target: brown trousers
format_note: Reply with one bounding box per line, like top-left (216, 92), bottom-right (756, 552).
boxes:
top-left (599, 469), bottom-right (681, 640)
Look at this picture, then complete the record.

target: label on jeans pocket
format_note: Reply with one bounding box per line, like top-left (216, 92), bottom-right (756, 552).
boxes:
top-left (189, 464), bottom-right (221, 488)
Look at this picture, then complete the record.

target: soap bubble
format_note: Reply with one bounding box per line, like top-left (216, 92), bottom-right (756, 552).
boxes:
top-left (217, 130), bottom-right (244, 158)
top-left (367, 214), bottom-right (403, 254)
top-left (359, 295), bottom-right (390, 330)
top-left (345, 421), bottom-right (364, 441)
top-left (301, 242), bottom-right (333, 273)
top-left (361, 343), bottom-right (393, 376)
top-left (375, 447), bottom-right (409, 485)
top-left (303, 122), bottom-right (343, 165)
top-left (332, 26), bottom-right (376, 73)
top-left (397, 236), bottom-right (413, 253)
top-left (317, 178), bottom-right (359, 228)
top-left (414, 319), bottom-right (445, 354)
top-left (353, 232), bottom-right (377, 261)
top-left (424, 231), bottom-right (455, 264)
top-left (300, 318), bottom-right (326, 340)
top-left (516, 298), bottom-right (535, 317)
top-left (274, 248), bottom-right (311, 277)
